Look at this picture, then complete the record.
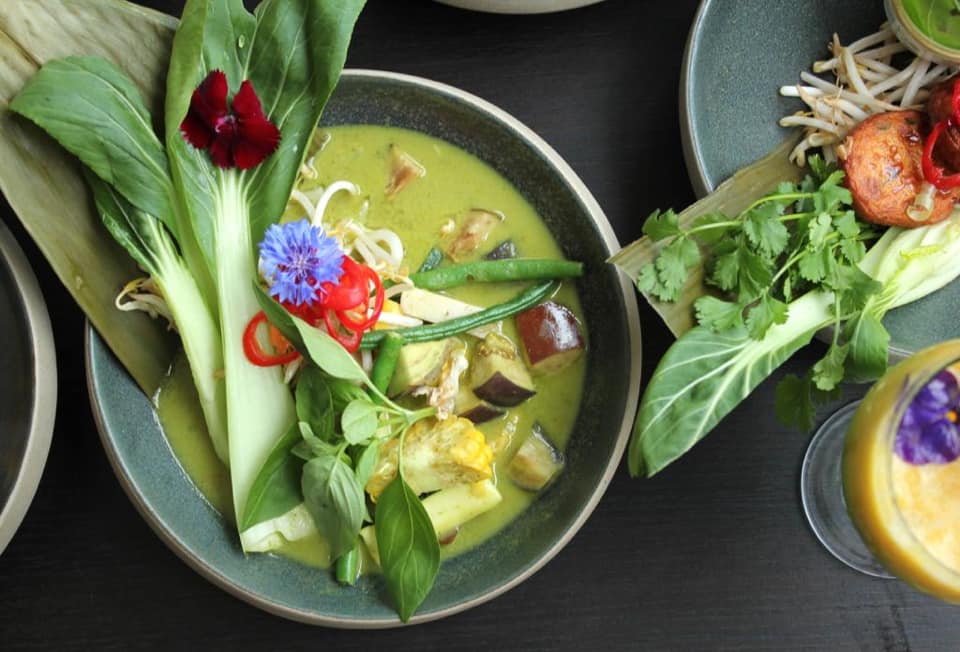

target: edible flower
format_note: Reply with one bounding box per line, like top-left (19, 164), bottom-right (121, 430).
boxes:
top-left (245, 219), bottom-right (385, 360)
top-left (895, 369), bottom-right (960, 465)
top-left (180, 70), bottom-right (280, 170)
top-left (259, 219), bottom-right (344, 306)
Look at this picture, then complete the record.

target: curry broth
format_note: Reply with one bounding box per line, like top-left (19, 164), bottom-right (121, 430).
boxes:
top-left (156, 125), bottom-right (587, 569)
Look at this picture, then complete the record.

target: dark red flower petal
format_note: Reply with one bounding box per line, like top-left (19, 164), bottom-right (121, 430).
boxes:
top-left (232, 81), bottom-right (281, 170)
top-left (208, 131), bottom-right (236, 169)
top-left (180, 70), bottom-right (229, 151)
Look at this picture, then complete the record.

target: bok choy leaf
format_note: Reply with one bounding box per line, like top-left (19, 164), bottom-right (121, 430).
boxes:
top-left (161, 0), bottom-right (365, 541)
top-left (9, 56), bottom-right (229, 464)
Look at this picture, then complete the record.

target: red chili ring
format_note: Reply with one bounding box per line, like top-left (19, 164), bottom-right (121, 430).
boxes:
top-left (243, 311), bottom-right (301, 367)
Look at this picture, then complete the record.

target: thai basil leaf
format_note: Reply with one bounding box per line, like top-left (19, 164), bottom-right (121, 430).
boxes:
top-left (240, 424), bottom-right (304, 531)
top-left (354, 440), bottom-right (381, 491)
top-left (296, 366), bottom-right (336, 441)
top-left (330, 378), bottom-right (370, 413)
top-left (297, 422), bottom-right (339, 456)
top-left (630, 291), bottom-right (833, 477)
top-left (375, 475), bottom-right (440, 622)
top-left (10, 56), bottom-right (176, 235)
top-left (301, 452), bottom-right (365, 560)
top-left (292, 314), bottom-right (369, 384)
top-left (341, 399), bottom-right (379, 445)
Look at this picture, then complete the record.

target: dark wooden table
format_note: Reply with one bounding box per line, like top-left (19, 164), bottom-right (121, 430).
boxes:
top-left (2, 0), bottom-right (957, 649)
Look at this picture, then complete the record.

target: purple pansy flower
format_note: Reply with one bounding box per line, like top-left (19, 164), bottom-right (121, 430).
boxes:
top-left (895, 369), bottom-right (960, 465)
top-left (258, 219), bottom-right (344, 306)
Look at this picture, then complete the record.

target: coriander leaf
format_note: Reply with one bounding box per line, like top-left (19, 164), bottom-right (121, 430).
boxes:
top-left (375, 476), bottom-right (440, 622)
top-left (744, 208), bottom-right (789, 257)
top-left (844, 312), bottom-right (891, 383)
top-left (341, 399), bottom-right (379, 445)
top-left (840, 238), bottom-right (867, 264)
top-left (776, 181), bottom-right (799, 195)
top-left (798, 247), bottom-right (830, 283)
top-left (655, 237), bottom-right (701, 299)
top-left (636, 263), bottom-right (658, 295)
top-left (775, 374), bottom-right (817, 432)
top-left (807, 213), bottom-right (833, 248)
top-left (694, 296), bottom-right (744, 332)
top-left (815, 172), bottom-right (852, 213)
top-left (745, 294), bottom-right (788, 339)
top-left (642, 209), bottom-right (681, 241)
top-left (812, 343), bottom-right (849, 391)
top-left (736, 246), bottom-right (774, 302)
top-left (691, 211), bottom-right (732, 245)
top-left (808, 154), bottom-right (829, 181)
top-left (301, 452), bottom-right (366, 560)
top-left (709, 248), bottom-right (740, 291)
top-left (834, 266), bottom-right (882, 314)
top-left (834, 211), bottom-right (859, 238)
top-left (296, 366), bottom-right (336, 441)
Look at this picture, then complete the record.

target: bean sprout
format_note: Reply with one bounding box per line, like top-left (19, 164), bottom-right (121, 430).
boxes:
top-left (779, 23), bottom-right (958, 166)
top-left (115, 277), bottom-right (175, 328)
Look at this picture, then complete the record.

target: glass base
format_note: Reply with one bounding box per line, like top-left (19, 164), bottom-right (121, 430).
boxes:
top-left (800, 401), bottom-right (894, 579)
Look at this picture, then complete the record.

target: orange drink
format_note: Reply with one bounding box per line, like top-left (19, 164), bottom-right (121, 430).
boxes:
top-left (844, 340), bottom-right (960, 601)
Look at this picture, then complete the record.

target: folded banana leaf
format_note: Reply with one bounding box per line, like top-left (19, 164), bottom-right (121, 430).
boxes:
top-left (0, 0), bottom-right (178, 393)
top-left (609, 136), bottom-right (802, 337)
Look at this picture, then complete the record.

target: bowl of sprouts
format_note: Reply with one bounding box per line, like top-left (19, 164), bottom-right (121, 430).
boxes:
top-left (0, 0), bottom-right (639, 626)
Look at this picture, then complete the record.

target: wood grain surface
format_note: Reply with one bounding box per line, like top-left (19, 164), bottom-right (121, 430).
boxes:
top-left (1, 1), bottom-right (957, 649)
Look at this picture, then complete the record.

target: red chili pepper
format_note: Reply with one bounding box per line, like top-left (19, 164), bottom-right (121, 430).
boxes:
top-left (322, 308), bottom-right (363, 352)
top-left (242, 311), bottom-right (301, 367)
top-left (922, 120), bottom-right (960, 190)
top-left (951, 77), bottom-right (960, 123)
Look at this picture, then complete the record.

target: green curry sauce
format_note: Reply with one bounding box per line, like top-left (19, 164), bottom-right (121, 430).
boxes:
top-left (156, 125), bottom-right (587, 570)
top-left (899, 0), bottom-right (960, 50)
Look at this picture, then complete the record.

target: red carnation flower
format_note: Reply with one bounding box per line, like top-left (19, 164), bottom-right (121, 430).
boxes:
top-left (180, 70), bottom-right (280, 170)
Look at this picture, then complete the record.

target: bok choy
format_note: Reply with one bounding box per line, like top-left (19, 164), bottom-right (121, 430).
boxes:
top-left (9, 0), bottom-right (366, 547)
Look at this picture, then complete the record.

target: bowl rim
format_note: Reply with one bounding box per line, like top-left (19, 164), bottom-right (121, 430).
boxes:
top-left (84, 68), bottom-right (642, 627)
top-left (0, 221), bottom-right (57, 556)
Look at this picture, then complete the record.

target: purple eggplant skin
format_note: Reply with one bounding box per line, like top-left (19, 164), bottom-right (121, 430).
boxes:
top-left (459, 401), bottom-right (506, 424)
top-left (484, 239), bottom-right (518, 261)
top-left (474, 371), bottom-right (536, 407)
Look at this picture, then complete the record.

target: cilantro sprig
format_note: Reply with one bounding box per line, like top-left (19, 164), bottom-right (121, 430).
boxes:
top-left (636, 156), bottom-right (884, 428)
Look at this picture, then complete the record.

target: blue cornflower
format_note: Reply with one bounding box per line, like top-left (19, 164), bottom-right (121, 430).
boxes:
top-left (895, 369), bottom-right (960, 465)
top-left (258, 219), bottom-right (344, 306)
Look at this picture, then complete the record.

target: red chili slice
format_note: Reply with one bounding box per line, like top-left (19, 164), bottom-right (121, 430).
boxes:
top-left (922, 120), bottom-right (960, 190)
top-left (322, 308), bottom-right (363, 352)
top-left (243, 311), bottom-right (301, 367)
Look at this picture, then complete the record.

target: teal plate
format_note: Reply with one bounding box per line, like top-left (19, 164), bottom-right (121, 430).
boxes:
top-left (86, 70), bottom-right (642, 628)
top-left (681, 0), bottom-right (960, 357)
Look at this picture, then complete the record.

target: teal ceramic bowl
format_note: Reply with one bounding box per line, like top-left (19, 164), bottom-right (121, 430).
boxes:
top-left (680, 0), bottom-right (960, 358)
top-left (86, 70), bottom-right (641, 627)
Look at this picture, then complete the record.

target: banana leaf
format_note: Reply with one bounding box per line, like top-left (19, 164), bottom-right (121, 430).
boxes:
top-left (0, 0), bottom-right (179, 393)
top-left (609, 136), bottom-right (802, 337)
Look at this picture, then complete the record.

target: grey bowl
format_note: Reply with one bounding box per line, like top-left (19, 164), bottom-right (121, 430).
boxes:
top-left (86, 69), bottom-right (642, 627)
top-left (0, 221), bottom-right (56, 555)
top-left (680, 0), bottom-right (960, 358)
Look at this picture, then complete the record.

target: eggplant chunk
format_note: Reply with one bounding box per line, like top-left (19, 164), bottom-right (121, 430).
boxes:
top-left (484, 239), bottom-right (518, 260)
top-left (508, 423), bottom-right (564, 491)
top-left (455, 386), bottom-right (506, 424)
top-left (388, 338), bottom-right (458, 396)
top-left (446, 209), bottom-right (504, 261)
top-left (516, 301), bottom-right (585, 374)
top-left (470, 333), bottom-right (536, 407)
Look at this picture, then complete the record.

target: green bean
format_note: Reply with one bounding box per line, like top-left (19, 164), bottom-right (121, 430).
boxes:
top-left (370, 332), bottom-right (404, 397)
top-left (408, 259), bottom-right (582, 290)
top-left (335, 544), bottom-right (360, 586)
top-left (360, 280), bottom-right (559, 350)
top-left (417, 246), bottom-right (444, 273)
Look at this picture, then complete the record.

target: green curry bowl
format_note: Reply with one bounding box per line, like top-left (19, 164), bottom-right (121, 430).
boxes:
top-left (86, 70), bottom-right (641, 627)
